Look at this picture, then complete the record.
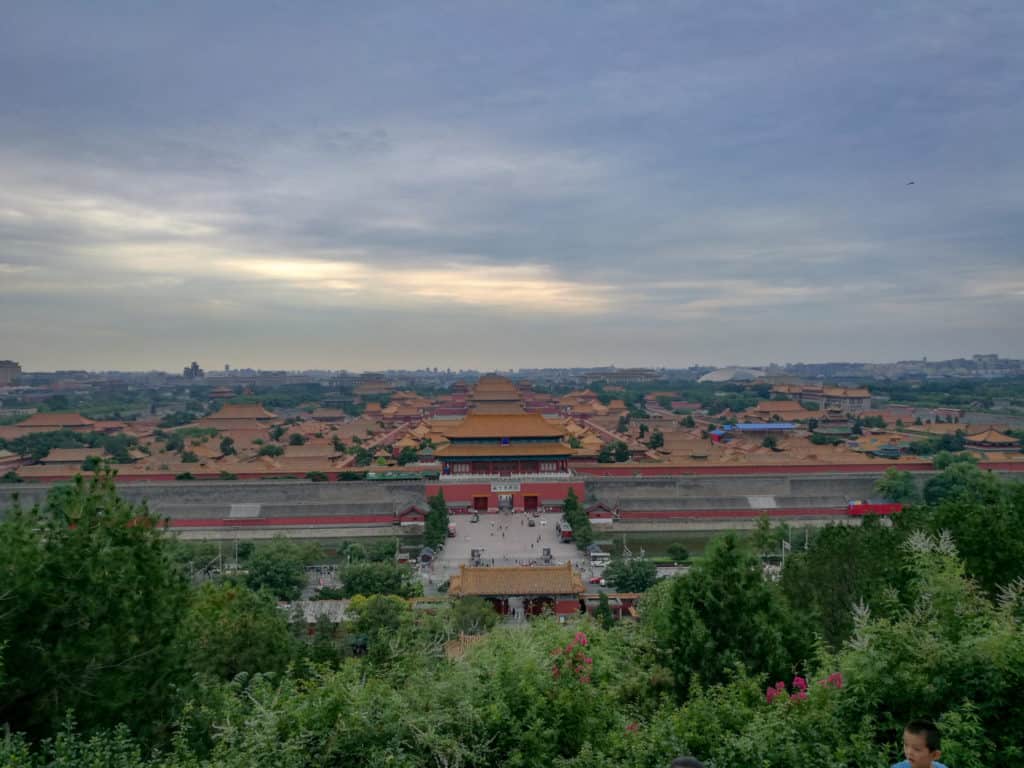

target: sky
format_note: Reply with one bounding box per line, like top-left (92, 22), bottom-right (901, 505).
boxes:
top-left (1, 1), bottom-right (1022, 372)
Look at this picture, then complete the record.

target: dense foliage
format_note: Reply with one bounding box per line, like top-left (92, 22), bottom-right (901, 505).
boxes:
top-left (2, 467), bottom-right (1023, 767)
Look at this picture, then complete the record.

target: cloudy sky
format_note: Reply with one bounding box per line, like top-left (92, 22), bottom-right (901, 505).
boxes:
top-left (2, 1), bottom-right (1022, 372)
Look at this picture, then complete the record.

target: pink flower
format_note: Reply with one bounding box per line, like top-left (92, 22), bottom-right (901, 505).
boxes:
top-left (775, 681), bottom-right (786, 692)
top-left (789, 691), bottom-right (808, 702)
top-left (584, 657), bottom-right (593, 665)
top-left (828, 672), bottom-right (843, 689)
top-left (575, 631), bottom-right (589, 646)
top-left (626, 722), bottom-right (639, 734)
top-left (792, 676), bottom-right (807, 691)
top-left (766, 687), bottom-right (778, 703)
top-left (580, 675), bottom-right (591, 684)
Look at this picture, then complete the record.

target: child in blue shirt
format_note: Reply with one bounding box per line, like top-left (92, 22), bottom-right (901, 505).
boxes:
top-left (892, 720), bottom-right (947, 768)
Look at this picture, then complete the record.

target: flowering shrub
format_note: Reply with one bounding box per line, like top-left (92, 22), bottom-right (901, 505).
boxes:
top-left (551, 631), bottom-right (594, 684)
top-left (766, 673), bottom-right (840, 703)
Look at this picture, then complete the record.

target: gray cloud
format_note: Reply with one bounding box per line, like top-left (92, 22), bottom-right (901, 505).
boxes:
top-left (1, 1), bottom-right (1022, 370)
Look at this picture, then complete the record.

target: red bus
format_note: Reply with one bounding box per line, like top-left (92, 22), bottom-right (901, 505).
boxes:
top-left (847, 499), bottom-right (902, 516)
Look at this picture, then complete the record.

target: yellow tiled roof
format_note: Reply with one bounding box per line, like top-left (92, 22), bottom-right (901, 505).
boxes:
top-left (442, 414), bottom-right (565, 439)
top-left (449, 562), bottom-right (584, 597)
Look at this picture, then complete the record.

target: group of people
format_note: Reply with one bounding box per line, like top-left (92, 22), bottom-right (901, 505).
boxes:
top-left (668, 720), bottom-right (946, 768)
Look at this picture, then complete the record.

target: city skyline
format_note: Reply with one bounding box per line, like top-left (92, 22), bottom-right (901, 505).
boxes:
top-left (2, 2), bottom-right (1023, 370)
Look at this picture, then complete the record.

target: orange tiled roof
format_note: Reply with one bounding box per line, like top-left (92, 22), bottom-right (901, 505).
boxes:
top-left (434, 442), bottom-right (570, 458)
top-left (311, 408), bottom-right (346, 419)
top-left (448, 562), bottom-right (584, 597)
top-left (18, 412), bottom-right (95, 428)
top-left (207, 403), bottom-right (277, 420)
top-left (442, 413), bottom-right (565, 439)
top-left (822, 387), bottom-right (871, 398)
top-left (40, 447), bottom-right (108, 463)
top-left (966, 429), bottom-right (1018, 445)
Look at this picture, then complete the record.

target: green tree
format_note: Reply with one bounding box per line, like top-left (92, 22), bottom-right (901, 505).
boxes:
top-left (638, 423), bottom-right (649, 439)
top-left (306, 471), bottom-right (329, 482)
top-left (594, 592), bottom-right (615, 629)
top-left (332, 435), bottom-right (346, 452)
top-left (338, 561), bottom-right (420, 598)
top-left (289, 432), bottom-right (306, 446)
top-left (0, 473), bottom-right (188, 740)
top-left (258, 443), bottom-right (284, 457)
top-left (750, 514), bottom-right (788, 558)
top-left (614, 440), bottom-right (629, 462)
top-left (219, 436), bottom-right (236, 456)
top-left (80, 454), bottom-right (104, 471)
top-left (781, 516), bottom-right (907, 647)
top-left (616, 415), bottom-right (629, 433)
top-left (424, 489), bottom-right (450, 549)
top-left (666, 542), bottom-right (689, 563)
top-left (269, 425), bottom-right (286, 441)
top-left (246, 537), bottom-right (309, 600)
top-left (597, 444), bottom-right (614, 463)
top-left (649, 429), bottom-right (664, 449)
top-left (397, 445), bottom-right (419, 465)
top-left (761, 435), bottom-right (778, 450)
top-left (365, 539), bottom-right (399, 562)
top-left (308, 612), bottom-right (348, 666)
top-left (452, 597), bottom-right (500, 634)
top-left (347, 593), bottom-right (412, 662)
top-left (680, 414), bottom-right (696, 428)
top-left (177, 582), bottom-right (295, 680)
top-left (646, 532), bottom-right (802, 697)
top-left (561, 488), bottom-right (593, 549)
top-left (933, 449), bottom-right (977, 470)
top-left (911, 463), bottom-right (1024, 594)
top-left (874, 467), bottom-right (919, 503)
top-left (354, 447), bottom-right (374, 466)
top-left (568, 435), bottom-right (582, 449)
top-left (603, 557), bottom-right (658, 592)
top-left (180, 450), bottom-right (199, 463)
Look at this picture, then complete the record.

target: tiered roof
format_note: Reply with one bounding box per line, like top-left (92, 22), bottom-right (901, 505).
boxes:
top-left (966, 429), bottom-right (1019, 445)
top-left (206, 403), bottom-right (277, 420)
top-left (442, 413), bottom-right (565, 440)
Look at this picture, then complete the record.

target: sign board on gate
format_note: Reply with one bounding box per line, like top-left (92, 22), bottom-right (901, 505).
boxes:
top-left (491, 481), bottom-right (521, 493)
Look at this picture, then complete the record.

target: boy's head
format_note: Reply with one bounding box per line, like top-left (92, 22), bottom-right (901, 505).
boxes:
top-left (670, 758), bottom-right (705, 768)
top-left (902, 720), bottom-right (942, 768)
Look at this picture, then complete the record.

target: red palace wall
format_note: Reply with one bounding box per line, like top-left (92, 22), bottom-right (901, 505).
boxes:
top-left (426, 480), bottom-right (585, 513)
top-left (572, 461), bottom-right (1024, 477)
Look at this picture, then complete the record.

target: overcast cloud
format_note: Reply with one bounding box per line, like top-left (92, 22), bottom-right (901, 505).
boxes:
top-left (1, 1), bottom-right (1022, 371)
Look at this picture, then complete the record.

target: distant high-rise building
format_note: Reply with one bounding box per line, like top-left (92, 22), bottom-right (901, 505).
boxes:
top-left (0, 360), bottom-right (22, 385)
top-left (183, 361), bottom-right (205, 379)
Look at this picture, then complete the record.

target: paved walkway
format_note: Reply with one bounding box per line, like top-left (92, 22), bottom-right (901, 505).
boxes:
top-left (422, 511), bottom-right (592, 592)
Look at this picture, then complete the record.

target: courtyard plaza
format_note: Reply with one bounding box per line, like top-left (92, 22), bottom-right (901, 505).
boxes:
top-left (421, 511), bottom-right (599, 594)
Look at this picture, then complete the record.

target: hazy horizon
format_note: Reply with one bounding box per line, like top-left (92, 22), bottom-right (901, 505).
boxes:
top-left (3, 2), bottom-right (1023, 371)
